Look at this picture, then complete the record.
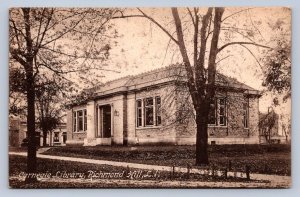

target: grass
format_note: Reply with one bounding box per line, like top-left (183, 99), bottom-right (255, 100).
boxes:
top-left (43, 144), bottom-right (291, 176)
top-left (9, 147), bottom-right (28, 152)
top-left (9, 155), bottom-right (262, 188)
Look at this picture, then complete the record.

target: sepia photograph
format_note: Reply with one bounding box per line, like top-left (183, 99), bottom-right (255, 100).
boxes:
top-left (8, 7), bottom-right (291, 188)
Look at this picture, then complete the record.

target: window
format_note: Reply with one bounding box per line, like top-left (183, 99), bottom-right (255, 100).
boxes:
top-left (73, 109), bottom-right (87, 132)
top-left (84, 109), bottom-right (87, 131)
top-left (145, 97), bottom-right (154, 126)
top-left (208, 99), bottom-right (216, 125)
top-left (156, 96), bottom-right (161, 126)
top-left (78, 110), bottom-right (83, 131)
top-left (136, 99), bottom-right (142, 127)
top-left (243, 102), bottom-right (249, 128)
top-left (136, 96), bottom-right (161, 127)
top-left (219, 98), bottom-right (226, 126)
top-left (208, 98), bottom-right (227, 126)
top-left (73, 112), bottom-right (77, 132)
top-left (53, 132), bottom-right (59, 142)
top-left (62, 132), bottom-right (67, 143)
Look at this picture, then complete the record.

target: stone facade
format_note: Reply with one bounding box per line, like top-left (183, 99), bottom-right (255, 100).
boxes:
top-left (66, 65), bottom-right (261, 146)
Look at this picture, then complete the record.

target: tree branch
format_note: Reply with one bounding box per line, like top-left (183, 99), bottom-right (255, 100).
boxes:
top-left (196, 8), bottom-right (213, 85)
top-left (41, 11), bottom-right (87, 47)
top-left (111, 14), bottom-right (145, 19)
top-left (36, 8), bottom-right (54, 51)
top-left (138, 8), bottom-right (179, 45)
top-left (171, 8), bottom-right (199, 107)
top-left (187, 8), bottom-right (195, 26)
top-left (10, 49), bottom-right (27, 67)
top-left (240, 44), bottom-right (264, 71)
top-left (206, 7), bottom-right (225, 101)
top-left (10, 19), bottom-right (22, 49)
top-left (218, 41), bottom-right (271, 53)
top-left (216, 55), bottom-right (233, 64)
top-left (222, 8), bottom-right (254, 22)
top-left (35, 8), bottom-right (46, 47)
top-left (221, 27), bottom-right (256, 43)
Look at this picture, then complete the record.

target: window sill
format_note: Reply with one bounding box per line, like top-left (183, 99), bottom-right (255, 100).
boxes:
top-left (208, 125), bottom-right (228, 128)
top-left (73, 131), bottom-right (86, 134)
top-left (136, 126), bottom-right (162, 130)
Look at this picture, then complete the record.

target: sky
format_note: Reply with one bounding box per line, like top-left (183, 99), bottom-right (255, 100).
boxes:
top-left (98, 7), bottom-right (291, 113)
top-left (8, 7), bottom-right (290, 113)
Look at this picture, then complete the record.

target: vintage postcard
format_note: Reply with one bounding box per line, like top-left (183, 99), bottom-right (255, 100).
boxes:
top-left (9, 7), bottom-right (291, 188)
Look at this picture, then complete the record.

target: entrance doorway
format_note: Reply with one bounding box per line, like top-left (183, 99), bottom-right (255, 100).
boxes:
top-left (97, 105), bottom-right (112, 138)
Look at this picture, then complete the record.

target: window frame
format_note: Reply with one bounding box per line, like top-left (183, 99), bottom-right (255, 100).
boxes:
top-left (243, 101), bottom-right (249, 129)
top-left (155, 96), bottom-right (161, 126)
top-left (84, 109), bottom-right (87, 131)
top-left (136, 96), bottom-right (162, 128)
top-left (53, 132), bottom-right (60, 143)
top-left (136, 99), bottom-right (142, 127)
top-left (78, 110), bottom-right (84, 132)
top-left (73, 111), bottom-right (77, 132)
top-left (208, 97), bottom-right (227, 127)
top-left (144, 97), bottom-right (154, 126)
top-left (73, 109), bottom-right (87, 133)
top-left (218, 98), bottom-right (227, 126)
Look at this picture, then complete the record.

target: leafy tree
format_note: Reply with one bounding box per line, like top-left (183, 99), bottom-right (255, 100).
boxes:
top-left (259, 108), bottom-right (278, 143)
top-left (262, 39), bottom-right (291, 102)
top-left (9, 8), bottom-right (119, 181)
top-left (260, 15), bottom-right (291, 143)
top-left (9, 67), bottom-right (27, 115)
top-left (35, 79), bottom-right (63, 146)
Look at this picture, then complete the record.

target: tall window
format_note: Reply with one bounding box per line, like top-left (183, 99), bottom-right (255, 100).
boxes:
top-left (145, 97), bottom-right (154, 126)
top-left (136, 96), bottom-right (161, 127)
top-left (73, 112), bottom-right (77, 132)
top-left (219, 98), bottom-right (226, 126)
top-left (62, 132), bottom-right (67, 143)
top-left (136, 99), bottom-right (142, 127)
top-left (156, 96), bottom-right (161, 126)
top-left (78, 110), bottom-right (83, 131)
top-left (208, 99), bottom-right (216, 125)
top-left (208, 98), bottom-right (227, 126)
top-left (73, 109), bottom-right (87, 132)
top-left (84, 109), bottom-right (87, 131)
top-left (243, 102), bottom-right (249, 128)
top-left (54, 132), bottom-right (59, 142)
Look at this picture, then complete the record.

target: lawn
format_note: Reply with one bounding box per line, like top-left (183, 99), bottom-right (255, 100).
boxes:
top-left (9, 155), bottom-right (262, 188)
top-left (43, 144), bottom-right (291, 176)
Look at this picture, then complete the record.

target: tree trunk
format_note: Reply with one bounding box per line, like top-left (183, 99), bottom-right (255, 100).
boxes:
top-left (25, 62), bottom-right (37, 183)
top-left (194, 8), bottom-right (224, 165)
top-left (195, 105), bottom-right (209, 165)
top-left (18, 8), bottom-right (38, 183)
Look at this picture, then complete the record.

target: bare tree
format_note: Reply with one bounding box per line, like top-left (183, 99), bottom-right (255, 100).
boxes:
top-left (114, 7), bottom-right (272, 165)
top-left (9, 8), bottom-right (119, 181)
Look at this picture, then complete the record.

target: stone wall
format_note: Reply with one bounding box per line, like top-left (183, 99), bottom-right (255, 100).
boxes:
top-left (66, 83), bottom-right (260, 146)
top-left (126, 84), bottom-right (177, 145)
top-left (174, 88), bottom-right (260, 145)
top-left (66, 106), bottom-right (86, 146)
top-left (248, 96), bottom-right (260, 139)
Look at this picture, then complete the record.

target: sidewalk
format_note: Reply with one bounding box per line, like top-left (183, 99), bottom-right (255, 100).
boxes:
top-left (9, 151), bottom-right (291, 188)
